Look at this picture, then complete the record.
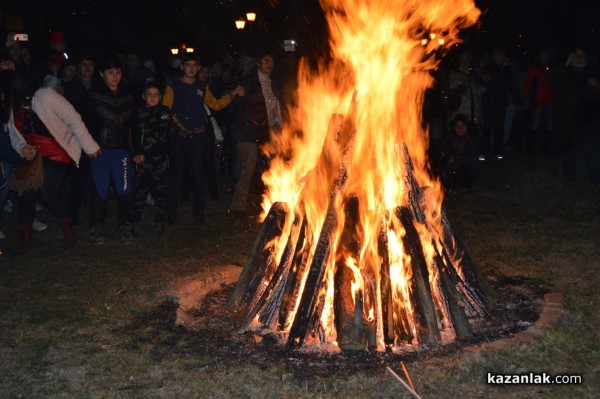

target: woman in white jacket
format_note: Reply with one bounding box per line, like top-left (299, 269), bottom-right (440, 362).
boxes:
top-left (1, 70), bottom-right (100, 254)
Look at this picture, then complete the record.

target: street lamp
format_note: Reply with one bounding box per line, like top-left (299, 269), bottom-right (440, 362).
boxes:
top-left (246, 12), bottom-right (256, 22)
top-left (170, 48), bottom-right (179, 55)
top-left (235, 19), bottom-right (246, 30)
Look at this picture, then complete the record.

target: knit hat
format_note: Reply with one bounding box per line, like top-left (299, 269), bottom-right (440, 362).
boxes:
top-left (49, 31), bottom-right (66, 45)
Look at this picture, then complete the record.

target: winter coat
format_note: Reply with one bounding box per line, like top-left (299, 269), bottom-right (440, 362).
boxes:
top-left (522, 64), bottom-right (554, 107)
top-left (235, 71), bottom-right (282, 144)
top-left (30, 87), bottom-right (100, 164)
top-left (89, 83), bottom-right (136, 150)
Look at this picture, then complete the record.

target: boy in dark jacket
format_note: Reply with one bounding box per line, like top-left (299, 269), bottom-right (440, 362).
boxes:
top-left (88, 55), bottom-right (137, 244)
top-left (131, 82), bottom-right (176, 235)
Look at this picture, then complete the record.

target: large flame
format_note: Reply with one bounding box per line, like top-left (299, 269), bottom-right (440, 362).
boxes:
top-left (259, 0), bottom-right (479, 350)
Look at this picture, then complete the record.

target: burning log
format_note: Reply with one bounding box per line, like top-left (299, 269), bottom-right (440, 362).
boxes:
top-left (395, 206), bottom-right (441, 344)
top-left (277, 221), bottom-right (312, 331)
top-left (257, 214), bottom-right (306, 329)
top-left (235, 212), bottom-right (305, 333)
top-left (378, 222), bottom-right (413, 345)
top-left (286, 97), bottom-right (359, 351)
top-left (400, 143), bottom-right (495, 317)
top-left (225, 202), bottom-right (288, 315)
top-left (334, 196), bottom-right (364, 350)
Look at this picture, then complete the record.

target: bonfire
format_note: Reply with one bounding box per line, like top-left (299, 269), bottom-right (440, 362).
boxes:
top-left (227, 0), bottom-right (496, 352)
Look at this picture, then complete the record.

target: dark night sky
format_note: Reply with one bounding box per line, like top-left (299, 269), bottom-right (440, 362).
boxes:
top-left (2, 0), bottom-right (599, 63)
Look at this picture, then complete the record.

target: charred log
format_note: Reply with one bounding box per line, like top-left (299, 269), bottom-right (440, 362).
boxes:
top-left (225, 202), bottom-right (288, 314)
top-left (440, 211), bottom-right (497, 312)
top-left (234, 213), bottom-right (305, 333)
top-left (431, 246), bottom-right (473, 339)
top-left (258, 215), bottom-right (307, 329)
top-left (334, 196), bottom-right (364, 350)
top-left (395, 206), bottom-right (441, 345)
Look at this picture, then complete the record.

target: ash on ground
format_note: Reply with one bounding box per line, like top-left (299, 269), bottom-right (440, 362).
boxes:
top-left (124, 274), bottom-right (547, 377)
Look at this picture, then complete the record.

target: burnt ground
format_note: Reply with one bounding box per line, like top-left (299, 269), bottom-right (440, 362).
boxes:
top-left (122, 272), bottom-right (549, 380)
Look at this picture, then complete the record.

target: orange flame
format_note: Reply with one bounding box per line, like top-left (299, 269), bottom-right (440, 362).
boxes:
top-left (260, 0), bottom-right (479, 350)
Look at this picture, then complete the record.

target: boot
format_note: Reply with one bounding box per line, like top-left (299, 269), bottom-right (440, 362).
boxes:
top-left (17, 224), bottom-right (33, 255)
top-left (59, 218), bottom-right (76, 249)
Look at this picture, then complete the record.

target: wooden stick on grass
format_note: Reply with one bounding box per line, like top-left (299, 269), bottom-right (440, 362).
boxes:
top-left (386, 366), bottom-right (423, 399)
top-left (400, 361), bottom-right (416, 392)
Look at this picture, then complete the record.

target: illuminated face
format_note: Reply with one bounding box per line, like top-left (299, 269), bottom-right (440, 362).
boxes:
top-left (181, 60), bottom-right (200, 79)
top-left (143, 87), bottom-right (161, 107)
top-left (257, 55), bottom-right (274, 76)
top-left (100, 67), bottom-right (122, 90)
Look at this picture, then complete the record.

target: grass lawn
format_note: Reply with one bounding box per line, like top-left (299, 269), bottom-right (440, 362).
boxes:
top-left (1, 147), bottom-right (599, 398)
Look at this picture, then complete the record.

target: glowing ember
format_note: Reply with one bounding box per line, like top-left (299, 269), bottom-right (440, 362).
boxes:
top-left (227, 0), bottom-right (495, 352)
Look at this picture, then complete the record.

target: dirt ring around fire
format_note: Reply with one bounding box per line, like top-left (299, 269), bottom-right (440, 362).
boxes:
top-left (161, 264), bottom-right (563, 373)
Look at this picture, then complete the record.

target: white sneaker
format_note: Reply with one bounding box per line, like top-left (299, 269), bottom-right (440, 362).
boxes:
top-left (32, 219), bottom-right (48, 232)
top-left (0, 229), bottom-right (5, 239)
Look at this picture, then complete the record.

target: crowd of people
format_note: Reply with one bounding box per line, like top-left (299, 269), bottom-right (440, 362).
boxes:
top-left (428, 43), bottom-right (600, 192)
top-left (1, 30), bottom-right (599, 255)
top-left (0, 30), bottom-right (286, 255)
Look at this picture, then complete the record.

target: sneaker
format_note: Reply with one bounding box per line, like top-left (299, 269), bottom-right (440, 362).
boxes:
top-left (478, 155), bottom-right (486, 161)
top-left (89, 224), bottom-right (104, 244)
top-left (132, 222), bottom-right (141, 237)
top-left (120, 223), bottom-right (133, 244)
top-left (0, 229), bottom-right (5, 239)
top-left (494, 154), bottom-right (504, 160)
top-left (154, 221), bottom-right (166, 236)
top-left (32, 219), bottom-right (48, 232)
top-left (4, 200), bottom-right (14, 213)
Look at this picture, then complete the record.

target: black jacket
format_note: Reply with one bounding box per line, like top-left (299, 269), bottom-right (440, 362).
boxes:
top-left (235, 71), bottom-right (282, 144)
top-left (89, 83), bottom-right (136, 150)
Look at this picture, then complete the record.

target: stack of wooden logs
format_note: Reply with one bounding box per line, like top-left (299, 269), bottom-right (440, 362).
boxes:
top-left (225, 98), bottom-right (496, 352)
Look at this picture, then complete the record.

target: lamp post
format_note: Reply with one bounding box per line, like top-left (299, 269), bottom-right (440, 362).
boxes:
top-left (235, 19), bottom-right (246, 30)
top-left (235, 11), bottom-right (256, 30)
